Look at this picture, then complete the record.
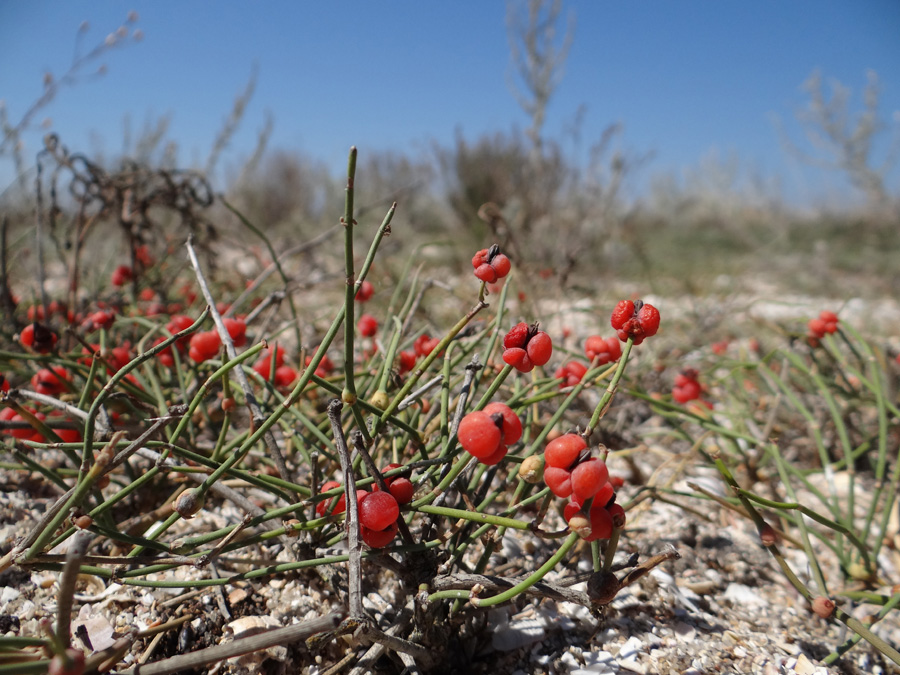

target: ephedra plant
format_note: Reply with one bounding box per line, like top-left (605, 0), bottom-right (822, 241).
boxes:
top-left (0, 146), bottom-right (897, 672)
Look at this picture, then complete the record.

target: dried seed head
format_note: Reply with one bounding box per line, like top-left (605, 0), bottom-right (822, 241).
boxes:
top-left (757, 521), bottom-right (779, 547)
top-left (73, 514), bottom-right (93, 530)
top-left (369, 390), bottom-right (389, 411)
top-left (174, 489), bottom-right (204, 520)
top-left (587, 571), bottom-right (620, 605)
top-left (518, 455), bottom-right (544, 484)
top-left (568, 514), bottom-right (592, 540)
top-left (811, 596), bottom-right (835, 619)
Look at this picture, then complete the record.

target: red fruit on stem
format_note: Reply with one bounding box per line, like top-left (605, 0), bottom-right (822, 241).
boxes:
top-left (188, 331), bottom-right (221, 362)
top-left (544, 433), bottom-right (587, 469)
top-left (482, 402), bottom-right (522, 445)
top-left (388, 477), bottom-right (415, 504)
top-left (316, 481), bottom-right (344, 516)
top-left (457, 411), bottom-right (502, 460)
top-left (397, 350), bottom-right (417, 374)
top-left (554, 361), bottom-right (588, 388)
top-left (414, 334), bottom-right (440, 357)
top-left (30, 366), bottom-right (71, 396)
top-left (111, 264), bottom-right (132, 287)
top-left (480, 443), bottom-right (509, 466)
top-left (570, 459), bottom-right (610, 502)
top-left (610, 299), bottom-right (660, 345)
top-left (361, 521), bottom-right (398, 548)
top-left (274, 365), bottom-right (297, 388)
top-left (358, 314), bottom-right (378, 337)
top-left (606, 502), bottom-right (626, 528)
top-left (223, 318), bottom-right (247, 346)
top-left (811, 596), bottom-right (835, 619)
top-left (584, 335), bottom-right (622, 364)
top-left (472, 245), bottom-right (512, 284)
top-left (544, 466), bottom-right (573, 498)
top-left (20, 323), bottom-right (58, 353)
top-left (502, 322), bottom-right (552, 373)
top-left (355, 279), bottom-right (374, 302)
top-left (584, 506), bottom-right (614, 541)
top-left (358, 491), bottom-right (400, 531)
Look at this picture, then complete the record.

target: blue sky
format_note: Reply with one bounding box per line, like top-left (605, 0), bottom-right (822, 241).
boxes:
top-left (2, 1), bottom-right (899, 207)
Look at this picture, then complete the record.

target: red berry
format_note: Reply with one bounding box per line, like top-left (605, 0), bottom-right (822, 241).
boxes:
top-left (355, 279), bottom-right (374, 302)
top-left (544, 466), bottom-right (573, 498)
top-left (84, 310), bottom-right (115, 331)
top-left (570, 459), bottom-right (610, 502)
top-left (254, 346), bottom-right (288, 380)
top-left (153, 338), bottom-right (176, 368)
top-left (544, 433), bottom-right (587, 469)
top-left (606, 502), bottom-right (626, 528)
top-left (397, 350), bottom-right (417, 374)
top-left (526, 331), bottom-right (552, 366)
top-left (414, 334), bottom-right (440, 357)
top-left (491, 253), bottom-right (511, 278)
top-left (19, 323), bottom-right (58, 353)
top-left (819, 310), bottom-right (838, 325)
top-left (480, 443), bottom-right (509, 466)
top-left (188, 331), bottom-right (221, 362)
top-left (358, 490), bottom-right (400, 531)
top-left (166, 315), bottom-right (195, 350)
top-left (569, 481), bottom-right (615, 511)
top-left (457, 411), bottom-right (502, 460)
top-left (502, 347), bottom-right (531, 371)
top-left (482, 402), bottom-right (522, 445)
top-left (611, 299), bottom-right (660, 345)
top-left (388, 477), bottom-right (415, 504)
top-left (503, 322), bottom-right (530, 350)
top-left (472, 245), bottom-right (512, 284)
top-left (361, 521), bottom-right (398, 548)
top-left (111, 264), bottom-right (132, 287)
top-left (610, 300), bottom-right (635, 331)
top-left (584, 506), bottom-right (614, 541)
top-left (502, 322), bottom-right (552, 373)
top-left (222, 318), bottom-right (247, 347)
top-left (807, 317), bottom-right (826, 339)
top-left (554, 361), bottom-right (588, 388)
top-left (30, 366), bottom-right (71, 396)
top-left (0, 373), bottom-right (9, 393)
top-left (358, 314), bottom-right (378, 337)
top-left (584, 335), bottom-right (621, 364)
top-left (316, 481), bottom-right (344, 516)
top-left (474, 263), bottom-right (497, 283)
top-left (274, 365), bottom-right (297, 388)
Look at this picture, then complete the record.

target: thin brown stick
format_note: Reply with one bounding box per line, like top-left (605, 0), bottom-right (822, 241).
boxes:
top-left (326, 398), bottom-right (364, 620)
top-left (125, 612), bottom-right (343, 675)
top-left (185, 234), bottom-right (291, 482)
top-left (55, 531), bottom-right (92, 648)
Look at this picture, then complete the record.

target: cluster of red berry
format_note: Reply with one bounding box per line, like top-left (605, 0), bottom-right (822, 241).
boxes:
top-left (253, 346), bottom-right (298, 389)
top-left (672, 368), bottom-right (712, 408)
top-left (610, 299), bottom-right (661, 345)
top-left (471, 244), bottom-right (511, 284)
top-left (457, 402), bottom-right (523, 465)
top-left (316, 463), bottom-right (414, 548)
top-left (18, 322), bottom-right (59, 353)
top-left (398, 333), bottom-right (440, 374)
top-left (502, 322), bottom-right (552, 372)
top-left (807, 310), bottom-right (838, 346)
top-left (541, 433), bottom-right (623, 542)
top-left (584, 335), bottom-right (622, 364)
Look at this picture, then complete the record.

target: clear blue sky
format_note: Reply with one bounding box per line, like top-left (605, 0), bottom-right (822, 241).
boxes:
top-left (2, 1), bottom-right (899, 207)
